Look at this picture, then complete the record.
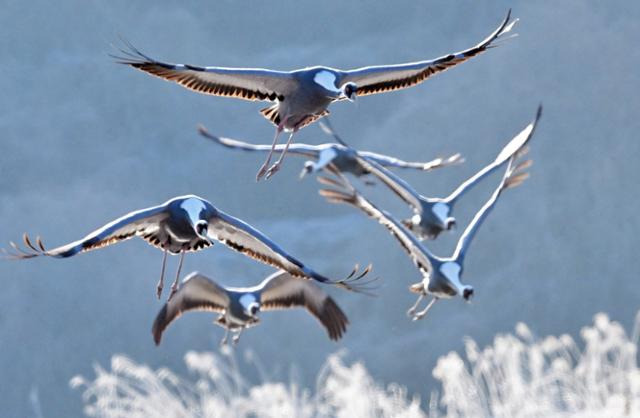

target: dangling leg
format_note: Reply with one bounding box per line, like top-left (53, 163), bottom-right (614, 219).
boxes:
top-left (232, 326), bottom-right (245, 346)
top-left (168, 250), bottom-right (185, 300)
top-left (265, 129), bottom-right (296, 179)
top-left (413, 297), bottom-right (438, 321)
top-left (256, 125), bottom-right (284, 181)
top-left (220, 327), bottom-right (230, 346)
top-left (406, 293), bottom-right (425, 317)
top-left (156, 249), bottom-right (168, 299)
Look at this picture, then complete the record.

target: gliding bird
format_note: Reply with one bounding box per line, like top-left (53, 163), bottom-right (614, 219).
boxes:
top-left (113, 11), bottom-right (516, 180)
top-left (318, 153), bottom-right (532, 320)
top-left (198, 124), bottom-right (462, 181)
top-left (356, 106), bottom-right (541, 240)
top-left (4, 195), bottom-right (371, 298)
top-left (152, 270), bottom-right (349, 346)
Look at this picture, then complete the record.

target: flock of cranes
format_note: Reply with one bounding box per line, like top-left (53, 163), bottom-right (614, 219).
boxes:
top-left (3, 9), bottom-right (541, 346)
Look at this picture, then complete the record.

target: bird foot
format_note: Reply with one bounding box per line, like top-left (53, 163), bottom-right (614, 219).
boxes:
top-left (156, 284), bottom-right (163, 299)
top-left (265, 163), bottom-right (281, 179)
top-left (220, 336), bottom-right (228, 347)
top-left (406, 307), bottom-right (416, 318)
top-left (256, 162), bottom-right (270, 181)
top-left (232, 335), bottom-right (240, 345)
top-left (412, 313), bottom-right (425, 321)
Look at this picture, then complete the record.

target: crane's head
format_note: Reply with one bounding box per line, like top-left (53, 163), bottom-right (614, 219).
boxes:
top-left (239, 294), bottom-right (261, 318)
top-left (341, 82), bottom-right (357, 102)
top-left (299, 161), bottom-right (316, 179)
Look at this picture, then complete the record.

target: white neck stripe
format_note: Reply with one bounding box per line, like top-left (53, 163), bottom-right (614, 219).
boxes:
top-left (313, 70), bottom-right (340, 93)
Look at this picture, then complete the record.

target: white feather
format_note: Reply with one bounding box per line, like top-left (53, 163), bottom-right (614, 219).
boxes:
top-left (180, 198), bottom-right (206, 226)
top-left (313, 70), bottom-right (340, 93)
top-left (432, 202), bottom-right (451, 224)
top-left (239, 293), bottom-right (257, 310)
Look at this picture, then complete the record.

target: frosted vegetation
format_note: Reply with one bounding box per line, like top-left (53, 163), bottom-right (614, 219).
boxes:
top-left (72, 312), bottom-right (640, 417)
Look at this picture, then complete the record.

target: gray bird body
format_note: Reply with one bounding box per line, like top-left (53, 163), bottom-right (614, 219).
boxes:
top-left (356, 106), bottom-right (541, 240)
top-left (5, 195), bottom-right (370, 295)
top-left (114, 11), bottom-right (515, 179)
top-left (268, 67), bottom-right (342, 132)
top-left (198, 125), bottom-right (462, 179)
top-left (152, 271), bottom-right (349, 345)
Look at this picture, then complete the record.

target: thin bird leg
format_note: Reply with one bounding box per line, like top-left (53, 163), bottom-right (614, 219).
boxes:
top-left (156, 249), bottom-right (168, 299)
top-left (232, 326), bottom-right (245, 345)
top-left (412, 297), bottom-right (438, 321)
top-left (256, 125), bottom-right (284, 181)
top-left (406, 293), bottom-right (425, 317)
top-left (220, 327), bottom-right (230, 346)
top-left (265, 129), bottom-right (296, 179)
top-left (168, 250), bottom-right (185, 300)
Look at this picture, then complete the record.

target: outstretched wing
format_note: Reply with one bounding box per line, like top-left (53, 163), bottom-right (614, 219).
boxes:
top-left (113, 41), bottom-right (295, 102)
top-left (355, 155), bottom-right (424, 211)
top-left (494, 105), bottom-right (542, 165)
top-left (339, 10), bottom-right (516, 96)
top-left (445, 105), bottom-right (541, 204)
top-left (318, 176), bottom-right (434, 275)
top-left (360, 151), bottom-right (463, 171)
top-left (151, 272), bottom-right (230, 345)
top-left (198, 125), bottom-right (320, 157)
top-left (5, 204), bottom-right (168, 259)
top-left (453, 157), bottom-right (532, 265)
top-left (207, 210), bottom-right (369, 293)
top-left (258, 271), bottom-right (348, 341)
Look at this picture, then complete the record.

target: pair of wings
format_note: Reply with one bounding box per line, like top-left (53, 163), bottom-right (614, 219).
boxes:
top-left (151, 271), bottom-right (348, 344)
top-left (5, 196), bottom-right (368, 292)
top-left (198, 124), bottom-right (463, 172)
top-left (114, 11), bottom-right (515, 102)
top-left (355, 106), bottom-right (542, 215)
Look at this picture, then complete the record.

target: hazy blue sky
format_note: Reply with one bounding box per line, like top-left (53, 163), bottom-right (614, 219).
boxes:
top-left (1, 0), bottom-right (639, 416)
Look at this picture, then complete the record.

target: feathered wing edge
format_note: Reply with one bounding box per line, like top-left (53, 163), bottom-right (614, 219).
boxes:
top-left (259, 271), bottom-right (349, 340)
top-left (151, 273), bottom-right (229, 345)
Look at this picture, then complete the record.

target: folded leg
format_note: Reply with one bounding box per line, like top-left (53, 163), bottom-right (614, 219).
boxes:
top-left (265, 129), bottom-right (297, 179)
top-left (407, 293), bottom-right (425, 317)
top-left (256, 125), bottom-right (284, 181)
top-left (412, 297), bottom-right (437, 321)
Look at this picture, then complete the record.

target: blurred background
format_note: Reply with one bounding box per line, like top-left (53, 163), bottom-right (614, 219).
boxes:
top-left (1, 0), bottom-right (639, 415)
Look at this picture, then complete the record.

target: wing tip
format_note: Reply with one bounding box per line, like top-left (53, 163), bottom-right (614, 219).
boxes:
top-left (481, 8), bottom-right (518, 50)
top-left (197, 124), bottom-right (219, 142)
top-left (324, 296), bottom-right (349, 341)
top-left (2, 233), bottom-right (49, 259)
top-left (535, 103), bottom-right (543, 122)
top-left (151, 304), bottom-right (169, 346)
top-left (332, 263), bottom-right (379, 296)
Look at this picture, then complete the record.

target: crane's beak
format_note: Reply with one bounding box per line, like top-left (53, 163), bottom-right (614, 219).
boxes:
top-left (299, 161), bottom-right (314, 179)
